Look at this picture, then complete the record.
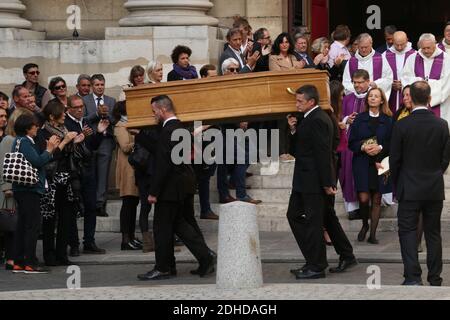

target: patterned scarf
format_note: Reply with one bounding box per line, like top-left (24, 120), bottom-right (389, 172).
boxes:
top-left (43, 121), bottom-right (68, 140)
top-left (41, 172), bottom-right (74, 220)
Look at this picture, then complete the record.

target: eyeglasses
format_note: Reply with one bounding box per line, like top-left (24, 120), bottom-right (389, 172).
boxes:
top-left (27, 71), bottom-right (40, 76)
top-left (263, 36), bottom-right (271, 40)
top-left (228, 68), bottom-right (239, 72)
top-left (69, 105), bottom-right (84, 110)
top-left (54, 85), bottom-right (66, 90)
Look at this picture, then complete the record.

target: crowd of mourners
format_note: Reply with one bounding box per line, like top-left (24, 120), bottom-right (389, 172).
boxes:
top-left (0, 15), bottom-right (449, 275)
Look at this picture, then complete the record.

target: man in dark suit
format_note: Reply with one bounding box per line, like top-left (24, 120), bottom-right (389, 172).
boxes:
top-left (65, 95), bottom-right (109, 255)
top-left (137, 95), bottom-right (214, 281)
top-left (82, 74), bottom-right (116, 217)
top-left (376, 25), bottom-right (397, 54)
top-left (390, 81), bottom-right (450, 286)
top-left (287, 85), bottom-right (356, 280)
top-left (218, 28), bottom-right (260, 75)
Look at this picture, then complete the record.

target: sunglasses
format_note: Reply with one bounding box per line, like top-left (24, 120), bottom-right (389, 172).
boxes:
top-left (27, 71), bottom-right (40, 76)
top-left (54, 85), bottom-right (66, 90)
top-left (228, 68), bottom-right (239, 72)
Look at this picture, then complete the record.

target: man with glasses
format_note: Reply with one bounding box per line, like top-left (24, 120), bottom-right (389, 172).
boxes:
top-left (21, 63), bottom-right (51, 109)
top-left (253, 28), bottom-right (272, 72)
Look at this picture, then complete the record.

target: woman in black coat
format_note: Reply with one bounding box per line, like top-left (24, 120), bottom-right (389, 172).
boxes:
top-left (349, 88), bottom-right (393, 245)
top-left (167, 45), bottom-right (199, 81)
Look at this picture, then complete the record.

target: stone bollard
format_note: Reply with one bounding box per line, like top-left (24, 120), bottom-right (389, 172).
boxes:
top-left (216, 201), bottom-right (263, 289)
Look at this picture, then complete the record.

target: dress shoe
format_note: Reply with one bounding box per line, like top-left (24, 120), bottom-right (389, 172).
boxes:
top-left (83, 243), bottom-right (106, 254)
top-left (348, 210), bottom-right (362, 221)
top-left (219, 196), bottom-right (237, 204)
top-left (290, 264), bottom-right (308, 275)
top-left (329, 258), bottom-right (358, 273)
top-left (121, 242), bottom-right (141, 250)
top-left (174, 236), bottom-right (184, 247)
top-left (367, 237), bottom-right (379, 245)
top-left (238, 196), bottom-right (262, 205)
top-left (69, 246), bottom-right (80, 257)
top-left (402, 280), bottom-right (423, 286)
top-left (137, 269), bottom-right (172, 281)
top-left (294, 269), bottom-right (326, 280)
top-left (96, 207), bottom-right (109, 217)
top-left (200, 211), bottom-right (219, 220)
top-left (196, 251), bottom-right (216, 277)
top-left (191, 250), bottom-right (217, 275)
top-left (357, 225), bottom-right (369, 242)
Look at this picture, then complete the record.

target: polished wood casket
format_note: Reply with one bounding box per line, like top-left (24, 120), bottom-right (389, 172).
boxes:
top-left (125, 69), bottom-right (330, 127)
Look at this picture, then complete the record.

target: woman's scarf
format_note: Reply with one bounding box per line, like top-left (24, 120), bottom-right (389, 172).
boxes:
top-left (43, 121), bottom-right (68, 140)
top-left (173, 63), bottom-right (198, 79)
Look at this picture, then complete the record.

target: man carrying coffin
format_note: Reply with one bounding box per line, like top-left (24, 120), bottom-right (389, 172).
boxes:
top-left (383, 31), bottom-right (416, 114)
top-left (402, 33), bottom-right (450, 120)
top-left (343, 34), bottom-right (393, 98)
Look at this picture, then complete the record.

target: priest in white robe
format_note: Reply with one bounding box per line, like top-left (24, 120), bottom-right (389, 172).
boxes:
top-left (438, 22), bottom-right (450, 55)
top-left (343, 33), bottom-right (393, 98)
top-left (382, 31), bottom-right (416, 113)
top-left (402, 33), bottom-right (450, 122)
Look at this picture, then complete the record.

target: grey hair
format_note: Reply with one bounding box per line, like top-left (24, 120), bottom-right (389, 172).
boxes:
top-left (77, 74), bottom-right (91, 85)
top-left (418, 33), bottom-right (437, 47)
top-left (311, 37), bottom-right (330, 54)
top-left (146, 61), bottom-right (162, 76)
top-left (357, 33), bottom-right (373, 44)
top-left (221, 58), bottom-right (240, 74)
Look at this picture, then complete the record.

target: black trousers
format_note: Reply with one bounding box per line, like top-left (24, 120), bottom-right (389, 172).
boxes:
top-left (287, 192), bottom-right (328, 272)
top-left (120, 196), bottom-right (139, 235)
top-left (398, 200), bottom-right (443, 285)
top-left (136, 177), bottom-right (152, 233)
top-left (42, 186), bottom-right (75, 262)
top-left (153, 195), bottom-right (209, 272)
top-left (14, 192), bottom-right (42, 266)
top-left (81, 163), bottom-right (98, 245)
top-left (324, 195), bottom-right (355, 261)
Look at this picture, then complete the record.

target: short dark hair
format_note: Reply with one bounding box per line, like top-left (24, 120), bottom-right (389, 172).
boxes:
top-left (43, 100), bottom-right (65, 121)
top-left (23, 63), bottom-right (39, 74)
top-left (12, 85), bottom-right (27, 98)
top-left (296, 85), bottom-right (320, 106)
top-left (333, 25), bottom-right (351, 41)
top-left (352, 69), bottom-right (370, 81)
top-left (48, 77), bottom-right (66, 93)
top-left (272, 32), bottom-right (296, 56)
top-left (384, 25), bottom-right (397, 35)
top-left (77, 74), bottom-right (91, 85)
top-left (91, 74), bottom-right (106, 84)
top-left (253, 28), bottom-right (268, 42)
top-left (410, 81), bottom-right (431, 106)
top-left (199, 64), bottom-right (216, 78)
top-left (129, 65), bottom-right (145, 85)
top-left (0, 91), bottom-right (9, 101)
top-left (67, 95), bottom-right (84, 109)
top-left (112, 101), bottom-right (127, 123)
top-left (151, 95), bottom-right (174, 113)
top-left (171, 45), bottom-right (192, 64)
top-left (14, 113), bottom-right (39, 136)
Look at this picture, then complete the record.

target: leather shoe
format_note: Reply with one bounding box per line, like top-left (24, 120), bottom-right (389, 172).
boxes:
top-left (290, 264), bottom-right (308, 275)
top-left (200, 211), bottom-right (219, 220)
top-left (96, 207), bottom-right (109, 217)
top-left (197, 251), bottom-right (216, 277)
top-left (137, 269), bottom-right (172, 281)
top-left (191, 250), bottom-right (217, 275)
top-left (238, 196), bottom-right (262, 205)
top-left (83, 243), bottom-right (106, 254)
top-left (294, 269), bottom-right (326, 280)
top-left (402, 280), bottom-right (423, 286)
top-left (329, 258), bottom-right (358, 273)
top-left (219, 196), bottom-right (237, 204)
top-left (69, 247), bottom-right (80, 257)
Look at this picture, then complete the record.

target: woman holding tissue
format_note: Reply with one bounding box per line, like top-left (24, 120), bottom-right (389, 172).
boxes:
top-left (349, 88), bottom-right (393, 245)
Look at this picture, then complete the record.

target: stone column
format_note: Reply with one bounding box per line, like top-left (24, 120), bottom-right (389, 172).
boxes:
top-left (119, 0), bottom-right (219, 27)
top-left (0, 0), bottom-right (31, 29)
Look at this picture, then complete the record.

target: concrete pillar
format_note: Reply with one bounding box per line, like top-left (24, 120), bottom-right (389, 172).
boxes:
top-left (216, 202), bottom-right (263, 289)
top-left (119, 0), bottom-right (219, 27)
top-left (0, 0), bottom-right (31, 29)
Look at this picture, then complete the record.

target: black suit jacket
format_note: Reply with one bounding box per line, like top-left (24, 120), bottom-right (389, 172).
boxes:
top-left (64, 115), bottom-right (102, 152)
top-left (290, 107), bottom-right (335, 194)
top-left (390, 109), bottom-right (450, 201)
top-left (149, 119), bottom-right (196, 202)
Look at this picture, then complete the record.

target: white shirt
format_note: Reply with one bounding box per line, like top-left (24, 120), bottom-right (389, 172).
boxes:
top-left (26, 135), bottom-right (35, 144)
top-left (230, 46), bottom-right (245, 68)
top-left (93, 93), bottom-right (104, 107)
top-left (163, 116), bottom-right (178, 127)
top-left (412, 106), bottom-right (429, 113)
top-left (328, 41), bottom-right (351, 68)
top-left (304, 105), bottom-right (321, 118)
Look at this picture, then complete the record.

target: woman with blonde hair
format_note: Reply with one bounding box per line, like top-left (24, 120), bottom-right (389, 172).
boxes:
top-left (147, 61), bottom-right (164, 84)
top-left (311, 37), bottom-right (331, 68)
top-left (349, 88), bottom-right (393, 245)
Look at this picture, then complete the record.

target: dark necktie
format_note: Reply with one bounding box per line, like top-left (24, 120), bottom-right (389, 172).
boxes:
top-left (96, 97), bottom-right (103, 107)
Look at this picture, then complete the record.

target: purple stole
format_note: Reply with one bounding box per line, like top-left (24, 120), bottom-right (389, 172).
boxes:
top-left (338, 93), bottom-right (367, 203)
top-left (438, 42), bottom-right (445, 52)
top-left (349, 52), bottom-right (383, 80)
top-left (414, 52), bottom-right (445, 117)
top-left (385, 49), bottom-right (416, 113)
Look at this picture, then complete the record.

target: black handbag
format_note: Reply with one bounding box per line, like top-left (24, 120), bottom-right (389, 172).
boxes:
top-left (128, 143), bottom-right (150, 172)
top-left (0, 199), bottom-right (17, 232)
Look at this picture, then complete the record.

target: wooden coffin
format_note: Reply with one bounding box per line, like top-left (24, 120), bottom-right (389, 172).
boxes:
top-left (125, 69), bottom-right (330, 127)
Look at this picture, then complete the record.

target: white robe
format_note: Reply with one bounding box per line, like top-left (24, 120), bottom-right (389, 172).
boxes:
top-left (402, 48), bottom-right (450, 124)
top-left (343, 49), bottom-right (393, 98)
top-left (441, 39), bottom-right (450, 55)
top-left (382, 42), bottom-right (416, 110)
